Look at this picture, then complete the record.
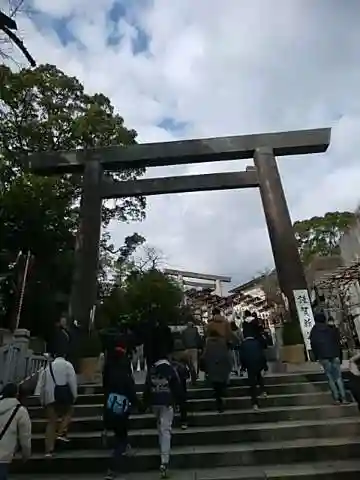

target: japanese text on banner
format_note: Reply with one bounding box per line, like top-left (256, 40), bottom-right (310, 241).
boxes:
top-left (293, 289), bottom-right (315, 351)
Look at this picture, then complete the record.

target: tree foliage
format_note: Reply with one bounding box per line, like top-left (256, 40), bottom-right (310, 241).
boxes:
top-left (293, 211), bottom-right (355, 264)
top-left (98, 246), bottom-right (184, 330)
top-left (0, 64), bottom-right (145, 335)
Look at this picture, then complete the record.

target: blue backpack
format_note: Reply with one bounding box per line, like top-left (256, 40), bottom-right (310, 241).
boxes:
top-left (106, 393), bottom-right (131, 416)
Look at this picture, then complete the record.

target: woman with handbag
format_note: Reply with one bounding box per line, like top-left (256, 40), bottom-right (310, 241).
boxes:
top-left (37, 351), bottom-right (77, 457)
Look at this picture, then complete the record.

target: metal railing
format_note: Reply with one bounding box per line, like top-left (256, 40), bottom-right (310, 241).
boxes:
top-left (0, 342), bottom-right (47, 393)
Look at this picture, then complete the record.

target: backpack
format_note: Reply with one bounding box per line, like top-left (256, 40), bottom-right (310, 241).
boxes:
top-left (106, 393), bottom-right (131, 417)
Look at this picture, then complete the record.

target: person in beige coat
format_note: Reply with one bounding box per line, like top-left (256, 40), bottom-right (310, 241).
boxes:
top-left (0, 383), bottom-right (31, 479)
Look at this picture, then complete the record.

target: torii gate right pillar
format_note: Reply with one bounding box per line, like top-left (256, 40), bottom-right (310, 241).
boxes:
top-left (254, 146), bottom-right (308, 324)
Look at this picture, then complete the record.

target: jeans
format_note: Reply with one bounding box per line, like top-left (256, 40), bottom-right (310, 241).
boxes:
top-left (186, 349), bottom-right (199, 376)
top-left (247, 369), bottom-right (265, 406)
top-left (320, 357), bottom-right (346, 401)
top-left (153, 406), bottom-right (174, 466)
top-left (348, 373), bottom-right (360, 411)
top-left (109, 415), bottom-right (129, 473)
top-left (0, 463), bottom-right (8, 480)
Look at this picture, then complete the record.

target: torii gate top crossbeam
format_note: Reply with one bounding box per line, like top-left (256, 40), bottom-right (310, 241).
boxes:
top-left (25, 128), bottom-right (331, 174)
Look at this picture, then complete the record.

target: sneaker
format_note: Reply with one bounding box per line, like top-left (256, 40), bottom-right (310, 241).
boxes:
top-left (124, 443), bottom-right (135, 457)
top-left (259, 392), bottom-right (268, 399)
top-left (101, 431), bottom-right (108, 448)
top-left (334, 399), bottom-right (341, 405)
top-left (44, 452), bottom-right (54, 459)
top-left (160, 464), bottom-right (169, 478)
top-left (104, 470), bottom-right (116, 480)
top-left (57, 435), bottom-right (70, 443)
top-left (253, 404), bottom-right (260, 412)
top-left (181, 423), bottom-right (188, 430)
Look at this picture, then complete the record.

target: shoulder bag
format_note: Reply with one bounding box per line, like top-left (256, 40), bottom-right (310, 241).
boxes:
top-left (0, 404), bottom-right (21, 440)
top-left (49, 362), bottom-right (74, 406)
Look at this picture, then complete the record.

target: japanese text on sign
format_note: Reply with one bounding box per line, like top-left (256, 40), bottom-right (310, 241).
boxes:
top-left (293, 289), bottom-right (315, 351)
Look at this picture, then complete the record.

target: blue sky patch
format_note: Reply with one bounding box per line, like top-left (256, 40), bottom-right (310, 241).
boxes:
top-left (158, 117), bottom-right (188, 133)
top-left (30, 9), bottom-right (84, 48)
top-left (132, 27), bottom-right (150, 54)
top-left (108, 1), bottom-right (126, 24)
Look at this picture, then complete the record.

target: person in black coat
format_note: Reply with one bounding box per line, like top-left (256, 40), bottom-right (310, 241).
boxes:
top-left (310, 312), bottom-right (347, 403)
top-left (142, 318), bottom-right (174, 369)
top-left (239, 331), bottom-right (267, 411)
top-left (102, 342), bottom-right (138, 480)
top-left (48, 315), bottom-right (71, 359)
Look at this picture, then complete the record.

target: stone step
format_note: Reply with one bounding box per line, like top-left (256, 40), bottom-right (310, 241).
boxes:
top-left (27, 392), bottom-right (342, 418)
top-left (192, 460), bottom-right (360, 480)
top-left (11, 460), bottom-right (360, 480)
top-left (12, 437), bottom-right (360, 474)
top-left (13, 460), bottom-right (360, 479)
top-left (31, 404), bottom-right (358, 433)
top-left (25, 381), bottom-right (334, 407)
top-left (78, 372), bottom-right (327, 394)
top-left (29, 417), bottom-right (360, 451)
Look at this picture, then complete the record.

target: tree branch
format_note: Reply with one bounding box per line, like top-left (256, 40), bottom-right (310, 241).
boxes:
top-left (1, 24), bottom-right (36, 67)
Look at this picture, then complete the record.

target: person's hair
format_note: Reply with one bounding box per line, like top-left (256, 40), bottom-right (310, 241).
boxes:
top-left (244, 310), bottom-right (251, 318)
top-left (1, 383), bottom-right (18, 399)
top-left (314, 312), bottom-right (326, 323)
top-left (54, 351), bottom-right (67, 359)
top-left (56, 313), bottom-right (67, 325)
top-left (212, 307), bottom-right (220, 316)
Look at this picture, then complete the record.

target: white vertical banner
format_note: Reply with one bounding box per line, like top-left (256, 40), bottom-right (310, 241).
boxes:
top-left (293, 289), bottom-right (315, 356)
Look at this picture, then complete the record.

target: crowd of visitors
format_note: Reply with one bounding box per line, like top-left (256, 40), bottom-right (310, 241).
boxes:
top-left (1, 308), bottom-right (360, 480)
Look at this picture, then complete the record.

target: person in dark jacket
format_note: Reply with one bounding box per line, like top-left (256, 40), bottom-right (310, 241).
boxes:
top-left (102, 342), bottom-right (138, 480)
top-left (202, 331), bottom-right (232, 413)
top-left (171, 357), bottom-right (189, 430)
top-left (310, 312), bottom-right (347, 403)
top-left (143, 352), bottom-right (182, 479)
top-left (239, 332), bottom-right (267, 410)
top-left (181, 322), bottom-right (201, 376)
top-left (48, 315), bottom-right (71, 359)
top-left (143, 318), bottom-right (174, 370)
top-left (173, 335), bottom-right (197, 385)
top-left (243, 311), bottom-right (268, 372)
top-left (327, 316), bottom-right (343, 364)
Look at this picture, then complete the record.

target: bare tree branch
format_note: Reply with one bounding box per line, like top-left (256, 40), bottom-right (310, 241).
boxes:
top-left (0, 2), bottom-right (36, 67)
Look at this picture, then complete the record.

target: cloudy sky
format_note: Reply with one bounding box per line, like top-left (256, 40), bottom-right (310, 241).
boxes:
top-left (3, 0), bottom-right (360, 288)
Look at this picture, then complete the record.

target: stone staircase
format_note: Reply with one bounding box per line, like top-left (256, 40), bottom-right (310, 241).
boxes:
top-left (13, 372), bottom-right (360, 479)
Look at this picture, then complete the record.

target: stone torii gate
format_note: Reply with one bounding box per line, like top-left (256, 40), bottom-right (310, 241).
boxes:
top-left (25, 127), bottom-right (331, 331)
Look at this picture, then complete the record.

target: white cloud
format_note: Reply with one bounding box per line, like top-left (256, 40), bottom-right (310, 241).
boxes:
top-left (3, 0), bottom-right (360, 286)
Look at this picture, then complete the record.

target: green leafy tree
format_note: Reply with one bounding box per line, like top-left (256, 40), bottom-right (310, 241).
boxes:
top-left (293, 211), bottom-right (355, 264)
top-left (0, 64), bottom-right (146, 335)
top-left (99, 243), bottom-right (184, 329)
